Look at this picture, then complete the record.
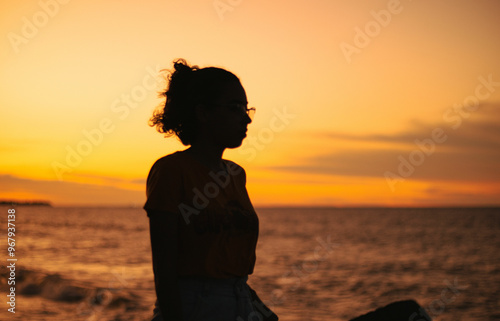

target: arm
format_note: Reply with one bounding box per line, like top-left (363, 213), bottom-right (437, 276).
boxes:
top-left (148, 210), bottom-right (183, 321)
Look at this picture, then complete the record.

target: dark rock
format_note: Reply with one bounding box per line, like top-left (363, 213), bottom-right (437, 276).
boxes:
top-left (349, 300), bottom-right (432, 321)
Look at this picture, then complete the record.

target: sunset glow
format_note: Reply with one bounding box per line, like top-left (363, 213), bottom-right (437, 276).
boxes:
top-left (1, 0), bottom-right (499, 206)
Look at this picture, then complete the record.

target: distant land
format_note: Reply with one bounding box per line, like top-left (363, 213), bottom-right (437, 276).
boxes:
top-left (0, 200), bottom-right (52, 206)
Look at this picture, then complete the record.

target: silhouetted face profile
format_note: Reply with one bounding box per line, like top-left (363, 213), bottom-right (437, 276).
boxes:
top-left (201, 80), bottom-right (252, 149)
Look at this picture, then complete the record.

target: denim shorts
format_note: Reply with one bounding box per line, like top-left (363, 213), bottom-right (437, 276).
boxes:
top-left (151, 275), bottom-right (257, 321)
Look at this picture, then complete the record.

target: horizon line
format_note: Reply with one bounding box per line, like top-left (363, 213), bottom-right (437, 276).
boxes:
top-left (2, 203), bottom-right (499, 209)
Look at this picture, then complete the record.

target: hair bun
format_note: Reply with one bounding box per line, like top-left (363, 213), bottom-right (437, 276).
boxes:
top-left (174, 59), bottom-right (191, 73)
top-left (173, 58), bottom-right (200, 74)
top-left (168, 59), bottom-right (198, 98)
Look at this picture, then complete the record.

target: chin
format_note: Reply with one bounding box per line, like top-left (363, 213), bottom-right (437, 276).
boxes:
top-left (226, 139), bottom-right (244, 149)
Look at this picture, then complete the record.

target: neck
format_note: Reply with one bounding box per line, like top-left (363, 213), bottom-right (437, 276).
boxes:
top-left (186, 142), bottom-right (225, 172)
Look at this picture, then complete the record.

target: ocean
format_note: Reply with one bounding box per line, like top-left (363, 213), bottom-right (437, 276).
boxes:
top-left (1, 206), bottom-right (499, 321)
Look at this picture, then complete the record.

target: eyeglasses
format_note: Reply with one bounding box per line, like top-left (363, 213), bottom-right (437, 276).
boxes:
top-left (213, 103), bottom-right (256, 120)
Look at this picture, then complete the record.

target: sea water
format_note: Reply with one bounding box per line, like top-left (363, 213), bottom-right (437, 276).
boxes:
top-left (0, 206), bottom-right (499, 321)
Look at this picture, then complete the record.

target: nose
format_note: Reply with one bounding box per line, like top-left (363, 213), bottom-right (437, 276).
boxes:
top-left (243, 113), bottom-right (252, 124)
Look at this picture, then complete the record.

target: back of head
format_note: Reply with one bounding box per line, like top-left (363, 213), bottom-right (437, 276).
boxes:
top-left (150, 59), bottom-right (241, 145)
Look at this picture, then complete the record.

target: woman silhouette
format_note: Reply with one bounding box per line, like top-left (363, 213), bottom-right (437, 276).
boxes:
top-left (144, 59), bottom-right (275, 321)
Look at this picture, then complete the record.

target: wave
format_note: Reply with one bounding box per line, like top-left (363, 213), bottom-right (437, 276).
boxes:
top-left (0, 265), bottom-right (140, 308)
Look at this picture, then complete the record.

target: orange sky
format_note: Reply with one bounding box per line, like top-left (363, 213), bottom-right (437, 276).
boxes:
top-left (1, 0), bottom-right (499, 206)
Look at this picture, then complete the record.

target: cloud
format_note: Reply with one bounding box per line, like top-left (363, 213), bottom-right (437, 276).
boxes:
top-left (269, 103), bottom-right (500, 183)
top-left (69, 172), bottom-right (146, 186)
top-left (412, 186), bottom-right (500, 206)
top-left (0, 174), bottom-right (145, 206)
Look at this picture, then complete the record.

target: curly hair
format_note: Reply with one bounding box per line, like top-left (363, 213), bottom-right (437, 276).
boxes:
top-left (149, 58), bottom-right (241, 146)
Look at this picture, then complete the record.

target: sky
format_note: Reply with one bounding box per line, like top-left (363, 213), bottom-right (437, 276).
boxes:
top-left (1, 0), bottom-right (499, 207)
